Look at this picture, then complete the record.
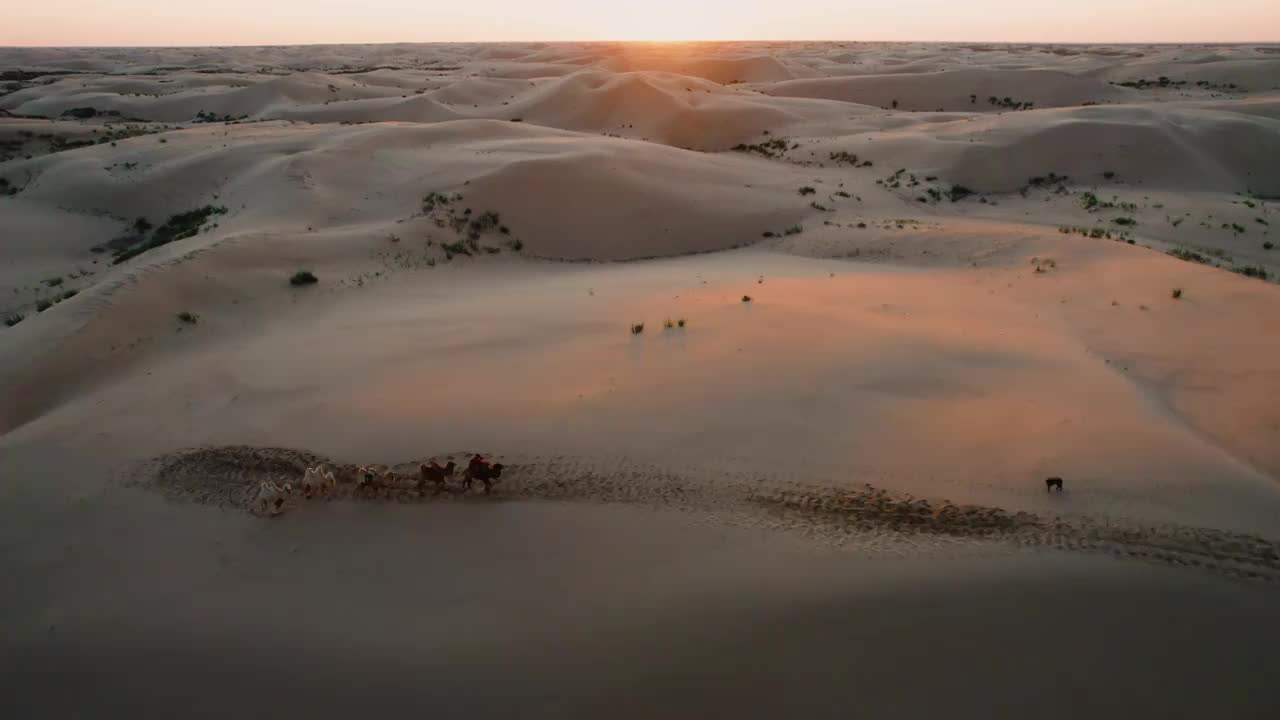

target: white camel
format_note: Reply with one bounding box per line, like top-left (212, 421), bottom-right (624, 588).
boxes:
top-left (301, 464), bottom-right (337, 497)
top-left (253, 481), bottom-right (293, 516)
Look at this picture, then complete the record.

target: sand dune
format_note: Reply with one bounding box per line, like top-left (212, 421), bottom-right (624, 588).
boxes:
top-left (3, 42), bottom-right (1280, 714)
top-left (761, 68), bottom-right (1135, 111)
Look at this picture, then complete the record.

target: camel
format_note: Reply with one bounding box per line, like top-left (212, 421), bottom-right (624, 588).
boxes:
top-left (301, 465), bottom-right (336, 498)
top-left (356, 465), bottom-right (399, 498)
top-left (418, 460), bottom-right (457, 492)
top-left (253, 481), bottom-right (292, 516)
top-left (463, 462), bottom-right (505, 494)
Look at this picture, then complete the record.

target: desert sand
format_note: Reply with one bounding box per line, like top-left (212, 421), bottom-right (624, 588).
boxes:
top-left (2, 42), bottom-right (1280, 717)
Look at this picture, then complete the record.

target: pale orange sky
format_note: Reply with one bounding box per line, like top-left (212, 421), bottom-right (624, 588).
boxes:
top-left (4, 0), bottom-right (1280, 46)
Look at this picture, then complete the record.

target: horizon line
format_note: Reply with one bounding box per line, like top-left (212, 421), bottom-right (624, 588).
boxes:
top-left (4, 39), bottom-right (1280, 50)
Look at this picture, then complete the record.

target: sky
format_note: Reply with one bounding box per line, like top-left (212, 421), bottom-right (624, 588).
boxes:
top-left (5, 0), bottom-right (1280, 46)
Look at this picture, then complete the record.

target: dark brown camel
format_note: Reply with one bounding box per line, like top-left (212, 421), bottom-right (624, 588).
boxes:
top-left (418, 460), bottom-right (457, 492)
top-left (463, 462), bottom-right (505, 494)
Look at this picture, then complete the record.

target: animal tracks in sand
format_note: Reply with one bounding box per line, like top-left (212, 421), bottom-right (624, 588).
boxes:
top-left (132, 445), bottom-right (1280, 586)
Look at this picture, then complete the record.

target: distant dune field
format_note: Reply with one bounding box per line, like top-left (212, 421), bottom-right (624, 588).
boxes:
top-left (2, 42), bottom-right (1279, 719)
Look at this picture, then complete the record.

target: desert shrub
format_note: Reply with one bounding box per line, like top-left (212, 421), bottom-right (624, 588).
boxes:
top-left (1171, 288), bottom-right (1182, 299)
top-left (1168, 248), bottom-right (1211, 264)
top-left (1264, 241), bottom-right (1274, 250)
top-left (289, 270), bottom-right (318, 286)
top-left (60, 107), bottom-right (99, 119)
top-left (798, 186), bottom-right (816, 196)
top-left (43, 277), bottom-right (63, 287)
top-left (630, 322), bottom-right (644, 335)
top-left (36, 299), bottom-right (53, 312)
top-left (731, 138), bottom-right (789, 158)
top-left (133, 217), bottom-right (152, 233)
top-left (422, 192), bottom-right (454, 211)
top-left (112, 206), bottom-right (227, 264)
top-left (1234, 265), bottom-right (1270, 280)
top-left (442, 240), bottom-right (470, 256)
top-left (1103, 171), bottom-right (1116, 180)
top-left (1112, 217), bottom-right (1137, 226)
top-left (663, 318), bottom-right (674, 330)
top-left (677, 318), bottom-right (686, 328)
top-left (3, 313), bottom-right (23, 327)
top-left (177, 311), bottom-right (198, 323)
top-left (741, 295), bottom-right (752, 303)
top-left (783, 225), bottom-right (802, 236)
top-left (61, 289), bottom-right (78, 300)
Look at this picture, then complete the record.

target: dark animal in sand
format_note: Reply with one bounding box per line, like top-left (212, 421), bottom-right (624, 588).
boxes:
top-left (418, 460), bottom-right (457, 492)
top-left (357, 465), bottom-right (397, 497)
top-left (1045, 476), bottom-right (1064, 492)
top-left (463, 462), bottom-right (505, 494)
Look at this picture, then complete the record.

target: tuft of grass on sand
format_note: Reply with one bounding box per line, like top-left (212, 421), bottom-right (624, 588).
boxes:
top-left (3, 313), bottom-right (23, 327)
top-left (742, 295), bottom-right (753, 303)
top-left (290, 270), bottom-right (318, 286)
top-left (630, 322), bottom-right (644, 335)
top-left (1171, 288), bottom-right (1183, 299)
top-left (36, 299), bottom-right (53, 312)
top-left (177, 311), bottom-right (199, 324)
top-left (677, 318), bottom-right (686, 328)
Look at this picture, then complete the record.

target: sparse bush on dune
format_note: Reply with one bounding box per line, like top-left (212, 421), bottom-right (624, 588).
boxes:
top-left (798, 186), bottom-right (816, 196)
top-left (1171, 288), bottom-right (1182, 299)
top-left (1167, 248), bottom-right (1211, 264)
top-left (36, 299), bottom-right (53, 312)
top-left (290, 270), bottom-right (318, 286)
top-left (741, 295), bottom-right (752, 303)
top-left (3, 313), bottom-right (23, 327)
top-left (630, 322), bottom-right (644, 335)
top-left (731, 137), bottom-right (789, 159)
top-left (112, 206), bottom-right (228, 265)
top-left (177, 311), bottom-right (199, 323)
top-left (1234, 265), bottom-right (1270, 280)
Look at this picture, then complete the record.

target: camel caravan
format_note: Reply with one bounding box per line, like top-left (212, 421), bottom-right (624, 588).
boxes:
top-left (253, 454), bottom-right (505, 517)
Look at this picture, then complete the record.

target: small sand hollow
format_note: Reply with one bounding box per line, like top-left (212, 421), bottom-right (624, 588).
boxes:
top-left (132, 445), bottom-right (1280, 586)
